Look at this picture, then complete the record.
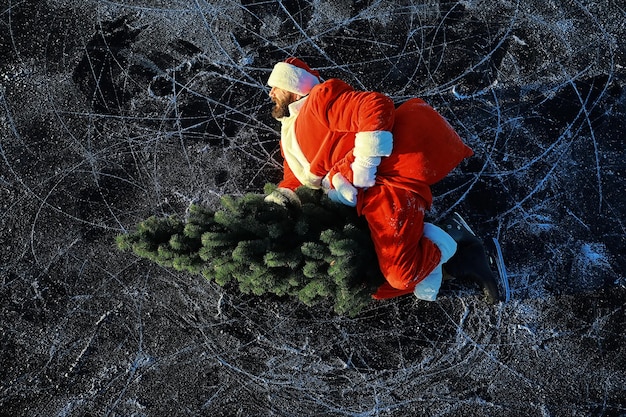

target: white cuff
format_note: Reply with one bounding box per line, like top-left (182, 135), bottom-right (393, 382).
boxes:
top-left (413, 267), bottom-right (443, 301)
top-left (413, 223), bottom-right (457, 301)
top-left (302, 170), bottom-right (323, 189)
top-left (354, 131), bottom-right (393, 157)
top-left (423, 223), bottom-right (457, 263)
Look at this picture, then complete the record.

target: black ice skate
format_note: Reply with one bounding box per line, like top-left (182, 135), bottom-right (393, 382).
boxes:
top-left (439, 212), bottom-right (509, 303)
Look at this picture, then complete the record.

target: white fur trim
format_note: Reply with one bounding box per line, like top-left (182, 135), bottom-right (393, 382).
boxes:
top-left (413, 268), bottom-right (442, 301)
top-left (422, 223), bottom-right (457, 263)
top-left (279, 98), bottom-right (322, 189)
top-left (413, 224), bottom-right (457, 301)
top-left (354, 131), bottom-right (393, 157)
top-left (268, 62), bottom-right (320, 96)
top-left (302, 170), bottom-right (323, 189)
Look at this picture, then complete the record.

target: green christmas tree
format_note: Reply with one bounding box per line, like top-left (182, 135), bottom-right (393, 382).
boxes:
top-left (116, 185), bottom-right (385, 316)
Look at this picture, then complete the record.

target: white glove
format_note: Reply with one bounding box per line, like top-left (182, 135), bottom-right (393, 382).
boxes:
top-left (264, 187), bottom-right (301, 207)
top-left (350, 156), bottom-right (381, 188)
top-left (325, 173), bottom-right (357, 207)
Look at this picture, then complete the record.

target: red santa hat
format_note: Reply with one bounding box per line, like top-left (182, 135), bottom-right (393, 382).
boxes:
top-left (267, 57), bottom-right (321, 96)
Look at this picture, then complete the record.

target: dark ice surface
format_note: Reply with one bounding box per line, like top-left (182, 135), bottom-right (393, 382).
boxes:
top-left (1, 1), bottom-right (625, 416)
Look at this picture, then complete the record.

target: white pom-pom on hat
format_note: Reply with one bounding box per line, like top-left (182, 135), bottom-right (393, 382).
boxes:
top-left (268, 57), bottom-right (321, 96)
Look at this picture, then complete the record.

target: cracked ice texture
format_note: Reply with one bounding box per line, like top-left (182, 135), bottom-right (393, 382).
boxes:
top-left (1, 0), bottom-right (625, 416)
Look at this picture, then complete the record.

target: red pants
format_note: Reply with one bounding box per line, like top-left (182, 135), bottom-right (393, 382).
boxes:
top-left (360, 185), bottom-right (441, 299)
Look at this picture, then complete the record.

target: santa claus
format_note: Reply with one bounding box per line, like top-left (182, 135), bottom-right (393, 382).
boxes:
top-left (265, 57), bottom-right (501, 302)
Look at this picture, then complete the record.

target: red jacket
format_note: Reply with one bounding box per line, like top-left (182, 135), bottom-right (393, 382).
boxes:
top-left (278, 79), bottom-right (473, 207)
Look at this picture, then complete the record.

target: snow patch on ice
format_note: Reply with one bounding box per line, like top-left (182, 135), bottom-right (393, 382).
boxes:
top-left (512, 35), bottom-right (528, 46)
top-left (580, 243), bottom-right (610, 268)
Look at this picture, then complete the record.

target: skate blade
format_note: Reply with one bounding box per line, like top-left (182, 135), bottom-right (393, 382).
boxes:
top-left (487, 237), bottom-right (511, 303)
top-left (452, 212), bottom-right (477, 236)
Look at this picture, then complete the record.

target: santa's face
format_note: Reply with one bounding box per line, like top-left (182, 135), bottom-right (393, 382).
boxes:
top-left (269, 87), bottom-right (298, 119)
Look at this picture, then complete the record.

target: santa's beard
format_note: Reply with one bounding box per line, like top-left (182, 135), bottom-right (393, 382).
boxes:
top-left (271, 97), bottom-right (293, 120)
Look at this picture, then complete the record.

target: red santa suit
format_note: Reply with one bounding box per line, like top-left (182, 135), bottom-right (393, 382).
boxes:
top-left (267, 58), bottom-right (473, 300)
